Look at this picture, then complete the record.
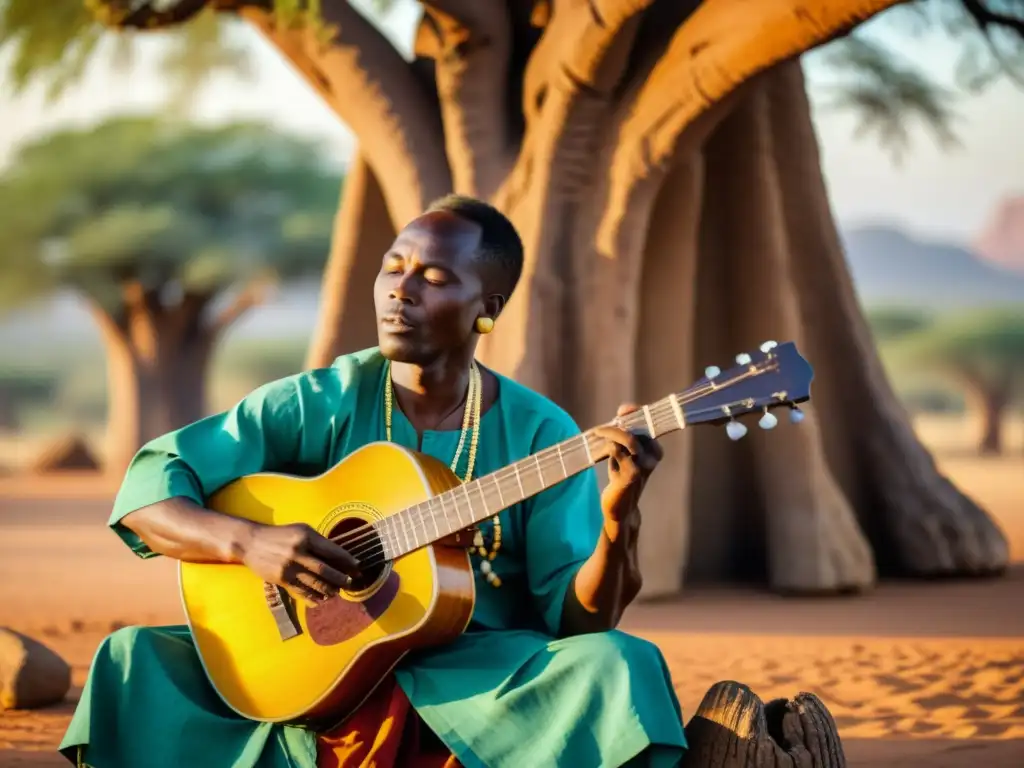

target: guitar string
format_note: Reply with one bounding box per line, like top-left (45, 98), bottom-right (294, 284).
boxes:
top-left (329, 363), bottom-right (780, 562)
top-left (340, 393), bottom-right (794, 571)
top-left (328, 374), bottom-right (726, 557)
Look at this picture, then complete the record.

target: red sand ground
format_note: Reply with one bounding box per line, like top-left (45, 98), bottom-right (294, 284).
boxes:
top-left (2, 480), bottom-right (1023, 767)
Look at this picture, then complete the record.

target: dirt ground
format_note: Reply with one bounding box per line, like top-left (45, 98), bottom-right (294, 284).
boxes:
top-left (1, 415), bottom-right (1023, 767)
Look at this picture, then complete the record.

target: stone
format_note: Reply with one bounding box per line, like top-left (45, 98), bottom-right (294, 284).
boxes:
top-left (0, 627), bottom-right (71, 710)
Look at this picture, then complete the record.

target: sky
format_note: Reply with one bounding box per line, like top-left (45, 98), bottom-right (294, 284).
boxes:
top-left (1, 2), bottom-right (1022, 245)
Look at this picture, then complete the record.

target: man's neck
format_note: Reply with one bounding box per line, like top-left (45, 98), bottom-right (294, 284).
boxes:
top-left (389, 350), bottom-right (475, 429)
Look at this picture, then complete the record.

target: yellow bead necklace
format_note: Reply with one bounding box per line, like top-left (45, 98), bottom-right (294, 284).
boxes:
top-left (383, 360), bottom-right (503, 587)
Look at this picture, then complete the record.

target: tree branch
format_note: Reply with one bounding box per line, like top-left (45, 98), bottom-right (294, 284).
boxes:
top-left (418, 1), bottom-right (515, 198)
top-left (961, 0), bottom-right (1024, 37)
top-left (611, 0), bottom-right (905, 206)
top-left (85, 0), bottom-right (211, 29)
top-left (209, 277), bottom-right (276, 335)
top-left (239, 1), bottom-right (450, 224)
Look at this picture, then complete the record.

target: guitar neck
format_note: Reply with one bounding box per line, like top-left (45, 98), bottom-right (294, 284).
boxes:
top-left (374, 394), bottom-right (689, 561)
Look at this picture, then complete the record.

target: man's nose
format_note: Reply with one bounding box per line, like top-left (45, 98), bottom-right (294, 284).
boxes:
top-left (389, 274), bottom-right (418, 304)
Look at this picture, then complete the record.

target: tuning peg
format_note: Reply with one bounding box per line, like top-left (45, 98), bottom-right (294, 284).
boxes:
top-left (725, 420), bottom-right (748, 441)
top-left (789, 405), bottom-right (805, 424)
top-left (759, 340), bottom-right (778, 353)
top-left (758, 409), bottom-right (778, 430)
top-left (735, 353), bottom-right (752, 365)
top-left (704, 365), bottom-right (721, 379)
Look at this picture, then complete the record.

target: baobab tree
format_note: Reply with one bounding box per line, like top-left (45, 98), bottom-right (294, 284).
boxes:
top-left (3, 0), bottom-right (1021, 595)
top-left (0, 117), bottom-right (340, 471)
top-left (898, 308), bottom-right (1024, 456)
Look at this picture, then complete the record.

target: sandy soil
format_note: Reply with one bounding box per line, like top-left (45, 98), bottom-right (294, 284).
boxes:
top-left (2, 440), bottom-right (1023, 767)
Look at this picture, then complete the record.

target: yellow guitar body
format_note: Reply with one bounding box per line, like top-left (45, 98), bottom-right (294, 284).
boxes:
top-left (178, 442), bottom-right (476, 727)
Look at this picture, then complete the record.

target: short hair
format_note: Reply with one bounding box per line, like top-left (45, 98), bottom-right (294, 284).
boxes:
top-left (425, 194), bottom-right (524, 298)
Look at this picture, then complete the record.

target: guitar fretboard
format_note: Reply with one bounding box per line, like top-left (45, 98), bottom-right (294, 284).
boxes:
top-left (371, 393), bottom-right (689, 560)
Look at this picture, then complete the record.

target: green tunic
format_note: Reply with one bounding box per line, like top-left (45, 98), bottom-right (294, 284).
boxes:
top-left (59, 348), bottom-right (687, 768)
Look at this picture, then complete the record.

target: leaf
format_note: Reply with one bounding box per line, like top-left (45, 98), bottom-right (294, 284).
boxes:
top-left (0, 115), bottom-right (343, 314)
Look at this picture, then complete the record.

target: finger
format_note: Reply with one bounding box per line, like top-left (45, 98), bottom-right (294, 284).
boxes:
top-left (593, 426), bottom-right (641, 456)
top-left (296, 555), bottom-right (352, 591)
top-left (305, 533), bottom-right (362, 576)
top-left (610, 444), bottom-right (640, 478)
top-left (634, 436), bottom-right (667, 466)
top-left (636, 434), bottom-right (664, 462)
top-left (616, 402), bottom-right (641, 417)
top-left (294, 568), bottom-right (340, 600)
top-left (285, 583), bottom-right (323, 608)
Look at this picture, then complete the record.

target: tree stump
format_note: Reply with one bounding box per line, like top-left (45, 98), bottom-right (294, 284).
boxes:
top-left (682, 681), bottom-right (845, 768)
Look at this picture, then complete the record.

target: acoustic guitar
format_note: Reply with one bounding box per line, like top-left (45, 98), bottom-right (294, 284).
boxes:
top-left (179, 340), bottom-right (814, 728)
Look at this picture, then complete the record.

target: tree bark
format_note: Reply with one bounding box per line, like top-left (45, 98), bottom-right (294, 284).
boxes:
top-left (132, 0), bottom-right (1009, 592)
top-left (85, 280), bottom-right (264, 472)
top-left (305, 151), bottom-right (396, 369)
top-left (971, 388), bottom-right (1007, 455)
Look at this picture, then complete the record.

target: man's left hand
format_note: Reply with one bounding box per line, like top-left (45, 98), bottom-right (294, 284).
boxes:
top-left (592, 403), bottom-right (664, 528)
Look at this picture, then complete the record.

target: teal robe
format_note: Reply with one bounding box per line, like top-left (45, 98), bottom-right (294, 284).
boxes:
top-left (60, 348), bottom-right (687, 768)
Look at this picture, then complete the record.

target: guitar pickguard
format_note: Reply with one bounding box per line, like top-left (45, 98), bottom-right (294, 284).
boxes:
top-left (305, 572), bottom-right (402, 646)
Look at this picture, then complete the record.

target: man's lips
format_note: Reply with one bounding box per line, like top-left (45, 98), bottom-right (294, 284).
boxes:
top-left (381, 314), bottom-right (417, 330)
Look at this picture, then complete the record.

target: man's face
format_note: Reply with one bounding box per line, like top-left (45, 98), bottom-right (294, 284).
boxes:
top-left (373, 210), bottom-right (487, 364)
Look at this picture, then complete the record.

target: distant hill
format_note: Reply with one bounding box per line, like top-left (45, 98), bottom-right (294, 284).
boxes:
top-left (3, 224), bottom-right (1023, 359)
top-left (841, 224), bottom-right (1024, 309)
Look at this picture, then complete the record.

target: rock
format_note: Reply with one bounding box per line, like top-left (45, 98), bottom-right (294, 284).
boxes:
top-left (0, 627), bottom-right (72, 710)
top-left (682, 680), bottom-right (845, 768)
top-left (28, 432), bottom-right (100, 473)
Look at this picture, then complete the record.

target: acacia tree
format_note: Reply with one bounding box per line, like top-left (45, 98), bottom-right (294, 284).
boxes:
top-left (5, 0), bottom-right (1022, 594)
top-left (0, 116), bottom-right (340, 470)
top-left (897, 308), bottom-right (1024, 455)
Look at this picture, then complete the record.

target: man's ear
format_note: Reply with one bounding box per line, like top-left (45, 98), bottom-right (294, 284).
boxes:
top-left (483, 293), bottom-right (506, 320)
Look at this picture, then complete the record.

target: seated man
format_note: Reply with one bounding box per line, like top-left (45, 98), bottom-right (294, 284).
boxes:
top-left (60, 195), bottom-right (688, 768)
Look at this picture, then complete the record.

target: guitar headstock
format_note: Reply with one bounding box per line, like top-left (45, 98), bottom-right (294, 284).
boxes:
top-left (680, 341), bottom-right (814, 440)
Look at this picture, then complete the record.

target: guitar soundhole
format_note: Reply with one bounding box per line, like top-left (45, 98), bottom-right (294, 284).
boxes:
top-left (329, 516), bottom-right (388, 594)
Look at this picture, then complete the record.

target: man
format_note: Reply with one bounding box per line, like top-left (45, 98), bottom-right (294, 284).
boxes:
top-left (60, 195), bottom-right (688, 767)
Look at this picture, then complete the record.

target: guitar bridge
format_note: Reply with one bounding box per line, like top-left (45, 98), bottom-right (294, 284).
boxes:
top-left (263, 582), bottom-right (303, 641)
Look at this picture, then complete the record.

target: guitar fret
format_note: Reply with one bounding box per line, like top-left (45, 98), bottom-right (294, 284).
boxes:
top-left (474, 481), bottom-right (491, 518)
top-left (582, 433), bottom-right (594, 464)
top-left (428, 500), bottom-right (440, 539)
top-left (398, 513), bottom-right (412, 552)
top-left (556, 442), bottom-right (568, 477)
top-left (492, 474), bottom-right (505, 508)
top-left (512, 463), bottom-right (525, 498)
top-left (669, 393), bottom-right (686, 429)
top-left (461, 484), bottom-right (474, 527)
top-left (642, 404), bottom-right (656, 438)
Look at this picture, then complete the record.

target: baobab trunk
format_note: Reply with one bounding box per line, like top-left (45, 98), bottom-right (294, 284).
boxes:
top-left (972, 389), bottom-right (1007, 456)
top-left (86, 281), bottom-right (265, 472)
top-left (130, 0), bottom-right (1008, 593)
top-left (305, 153), bottom-right (395, 369)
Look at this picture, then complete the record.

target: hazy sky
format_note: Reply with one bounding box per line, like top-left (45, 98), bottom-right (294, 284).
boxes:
top-left (2, 3), bottom-right (1021, 244)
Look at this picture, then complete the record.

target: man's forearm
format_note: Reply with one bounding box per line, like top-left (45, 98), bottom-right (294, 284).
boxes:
top-left (559, 518), bottom-right (642, 636)
top-left (121, 497), bottom-right (258, 564)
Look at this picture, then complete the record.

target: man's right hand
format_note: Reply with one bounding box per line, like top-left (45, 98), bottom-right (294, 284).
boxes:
top-left (241, 523), bottom-right (362, 605)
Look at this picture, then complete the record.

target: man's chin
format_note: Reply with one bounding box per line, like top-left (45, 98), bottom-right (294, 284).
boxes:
top-left (378, 335), bottom-right (431, 365)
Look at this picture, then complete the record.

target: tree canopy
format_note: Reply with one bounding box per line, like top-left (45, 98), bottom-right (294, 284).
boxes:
top-left (2, 1), bottom-right (1023, 163)
top-left (895, 306), bottom-right (1024, 388)
top-left (0, 115), bottom-right (342, 318)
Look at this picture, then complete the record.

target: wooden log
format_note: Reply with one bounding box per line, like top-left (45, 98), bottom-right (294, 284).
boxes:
top-left (682, 680), bottom-right (846, 768)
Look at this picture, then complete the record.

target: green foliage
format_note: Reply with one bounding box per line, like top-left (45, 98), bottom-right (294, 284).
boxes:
top-left (0, 115), bottom-right (343, 316)
top-left (800, 1), bottom-right (1024, 163)
top-left (814, 34), bottom-right (962, 164)
top-left (865, 306), bottom-right (935, 341)
top-left (0, 0), bottom-right (252, 104)
top-left (893, 305), bottom-right (1024, 392)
